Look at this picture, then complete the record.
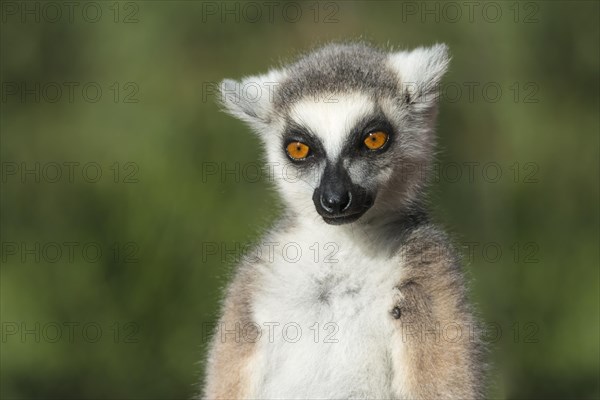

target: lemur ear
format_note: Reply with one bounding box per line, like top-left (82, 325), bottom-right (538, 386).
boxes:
top-left (219, 69), bottom-right (286, 128)
top-left (387, 44), bottom-right (450, 106)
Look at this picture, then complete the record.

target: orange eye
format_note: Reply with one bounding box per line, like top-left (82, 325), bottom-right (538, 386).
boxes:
top-left (286, 141), bottom-right (310, 160)
top-left (364, 131), bottom-right (388, 150)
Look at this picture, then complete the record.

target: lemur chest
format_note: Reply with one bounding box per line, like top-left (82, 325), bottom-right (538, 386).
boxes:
top-left (250, 238), bottom-right (403, 398)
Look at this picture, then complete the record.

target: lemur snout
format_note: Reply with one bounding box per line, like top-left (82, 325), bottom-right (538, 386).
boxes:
top-left (312, 164), bottom-right (374, 225)
top-left (320, 188), bottom-right (351, 214)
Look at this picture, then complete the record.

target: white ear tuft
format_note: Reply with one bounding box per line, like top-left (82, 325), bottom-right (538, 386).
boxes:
top-left (387, 43), bottom-right (450, 104)
top-left (219, 69), bottom-right (286, 127)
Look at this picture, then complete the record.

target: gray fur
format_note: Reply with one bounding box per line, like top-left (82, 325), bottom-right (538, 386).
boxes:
top-left (273, 43), bottom-right (400, 110)
top-left (203, 42), bottom-right (485, 399)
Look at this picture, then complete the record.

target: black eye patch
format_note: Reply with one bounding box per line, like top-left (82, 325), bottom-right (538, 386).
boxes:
top-left (282, 119), bottom-right (325, 162)
top-left (344, 112), bottom-right (395, 156)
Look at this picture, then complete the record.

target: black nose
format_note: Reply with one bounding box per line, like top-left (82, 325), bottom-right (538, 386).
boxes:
top-left (320, 190), bottom-right (351, 214)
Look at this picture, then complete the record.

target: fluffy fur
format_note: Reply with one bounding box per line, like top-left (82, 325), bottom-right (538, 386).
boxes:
top-left (202, 42), bottom-right (485, 399)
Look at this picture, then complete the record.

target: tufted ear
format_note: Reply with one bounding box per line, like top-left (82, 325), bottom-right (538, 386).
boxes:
top-left (387, 44), bottom-right (450, 106)
top-left (219, 69), bottom-right (286, 129)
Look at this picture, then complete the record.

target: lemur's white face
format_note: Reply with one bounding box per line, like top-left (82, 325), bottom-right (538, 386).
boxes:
top-left (265, 93), bottom-right (400, 225)
top-left (220, 43), bottom-right (449, 225)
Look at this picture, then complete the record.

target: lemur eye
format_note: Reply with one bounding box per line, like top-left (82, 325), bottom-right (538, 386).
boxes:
top-left (364, 131), bottom-right (388, 150)
top-left (286, 142), bottom-right (310, 160)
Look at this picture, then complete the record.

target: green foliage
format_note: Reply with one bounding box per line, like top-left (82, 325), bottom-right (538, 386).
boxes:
top-left (1, 1), bottom-right (598, 398)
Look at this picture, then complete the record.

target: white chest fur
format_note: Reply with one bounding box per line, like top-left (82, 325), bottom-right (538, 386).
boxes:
top-left (247, 226), bottom-right (405, 398)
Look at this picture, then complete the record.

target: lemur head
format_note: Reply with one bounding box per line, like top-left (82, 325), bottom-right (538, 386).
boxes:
top-left (219, 43), bottom-right (449, 226)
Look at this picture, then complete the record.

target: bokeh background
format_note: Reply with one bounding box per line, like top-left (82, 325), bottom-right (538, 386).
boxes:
top-left (1, 1), bottom-right (598, 399)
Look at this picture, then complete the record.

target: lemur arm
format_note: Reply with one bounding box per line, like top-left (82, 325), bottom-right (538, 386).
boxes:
top-left (202, 266), bottom-right (257, 399)
top-left (390, 225), bottom-right (485, 399)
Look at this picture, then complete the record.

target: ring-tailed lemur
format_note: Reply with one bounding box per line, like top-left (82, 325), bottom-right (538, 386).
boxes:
top-left (202, 42), bottom-right (485, 399)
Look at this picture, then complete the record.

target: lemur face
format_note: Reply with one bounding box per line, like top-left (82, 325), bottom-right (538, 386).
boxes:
top-left (281, 93), bottom-right (395, 224)
top-left (219, 43), bottom-right (449, 225)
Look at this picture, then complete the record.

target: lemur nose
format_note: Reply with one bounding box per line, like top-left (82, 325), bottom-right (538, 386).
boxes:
top-left (320, 190), bottom-right (352, 214)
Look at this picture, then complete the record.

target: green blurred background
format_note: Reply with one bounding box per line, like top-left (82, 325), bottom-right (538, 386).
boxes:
top-left (1, 1), bottom-right (598, 399)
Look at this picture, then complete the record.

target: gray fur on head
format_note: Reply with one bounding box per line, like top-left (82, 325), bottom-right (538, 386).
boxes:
top-left (219, 42), bottom-right (449, 127)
